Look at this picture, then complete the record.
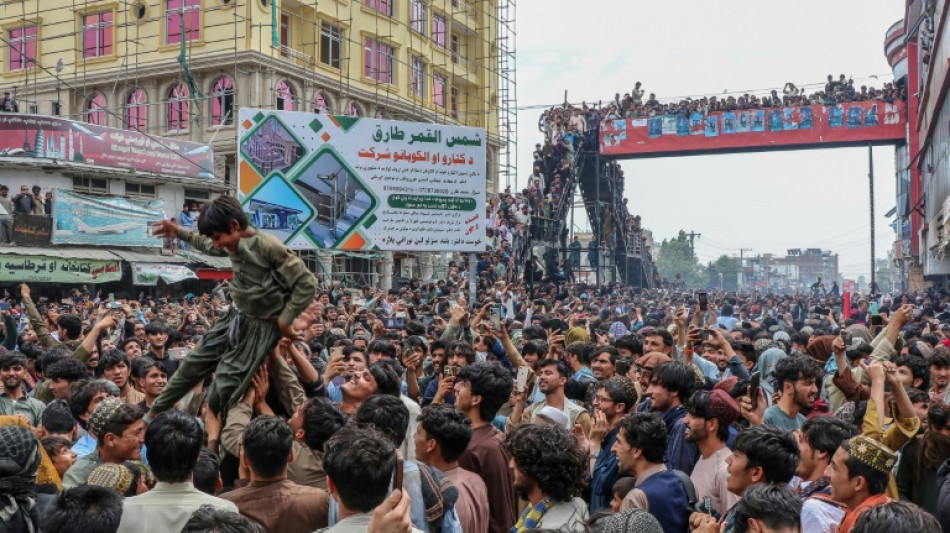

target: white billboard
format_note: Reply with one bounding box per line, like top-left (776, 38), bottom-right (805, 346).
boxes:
top-left (236, 109), bottom-right (486, 252)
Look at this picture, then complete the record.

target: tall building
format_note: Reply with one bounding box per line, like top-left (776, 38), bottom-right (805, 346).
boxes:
top-left (738, 249), bottom-right (840, 293)
top-left (889, 0), bottom-right (950, 289)
top-left (0, 0), bottom-right (515, 285)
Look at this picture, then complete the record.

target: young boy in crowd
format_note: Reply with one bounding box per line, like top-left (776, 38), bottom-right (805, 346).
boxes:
top-left (149, 196), bottom-right (317, 420)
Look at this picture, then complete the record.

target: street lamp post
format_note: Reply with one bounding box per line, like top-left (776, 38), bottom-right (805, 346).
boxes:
top-left (718, 272), bottom-right (723, 291)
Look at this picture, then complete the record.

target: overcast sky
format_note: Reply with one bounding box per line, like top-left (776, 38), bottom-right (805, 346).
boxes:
top-left (514, 0), bottom-right (907, 280)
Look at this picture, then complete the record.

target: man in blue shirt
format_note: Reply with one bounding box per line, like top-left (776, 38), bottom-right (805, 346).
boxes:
top-left (586, 377), bottom-right (638, 513)
top-left (763, 355), bottom-right (821, 431)
top-left (612, 412), bottom-right (690, 533)
top-left (644, 361), bottom-right (700, 475)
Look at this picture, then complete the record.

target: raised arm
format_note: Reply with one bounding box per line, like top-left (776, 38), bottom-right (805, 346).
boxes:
top-left (262, 236), bottom-right (319, 339)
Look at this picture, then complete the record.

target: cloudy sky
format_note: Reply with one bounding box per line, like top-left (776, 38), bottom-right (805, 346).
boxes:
top-left (514, 0), bottom-right (907, 280)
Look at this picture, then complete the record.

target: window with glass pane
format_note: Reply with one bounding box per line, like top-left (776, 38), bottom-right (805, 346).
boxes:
top-left (86, 94), bottom-right (106, 125)
top-left (167, 84), bottom-right (190, 131)
top-left (166, 0), bottom-right (200, 45)
top-left (319, 22), bottom-right (342, 68)
top-left (313, 92), bottom-right (329, 114)
top-left (411, 57), bottom-right (426, 98)
top-left (433, 73), bottom-right (446, 108)
top-left (410, 0), bottom-right (426, 34)
top-left (280, 13), bottom-right (289, 56)
top-left (9, 26), bottom-right (37, 71)
top-left (364, 0), bottom-right (393, 16)
top-left (211, 77), bottom-right (234, 125)
top-left (276, 81), bottom-right (295, 111)
top-left (364, 38), bottom-right (393, 84)
top-left (126, 89), bottom-right (147, 131)
top-left (432, 13), bottom-right (446, 47)
top-left (82, 11), bottom-right (113, 58)
top-left (450, 86), bottom-right (459, 119)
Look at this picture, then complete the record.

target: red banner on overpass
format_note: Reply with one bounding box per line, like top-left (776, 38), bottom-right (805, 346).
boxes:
top-left (600, 101), bottom-right (905, 157)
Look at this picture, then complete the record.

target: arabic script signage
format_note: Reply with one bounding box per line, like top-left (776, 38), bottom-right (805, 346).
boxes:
top-left (236, 110), bottom-right (487, 252)
top-left (0, 114), bottom-right (213, 179)
top-left (13, 214), bottom-right (51, 245)
top-left (0, 255), bottom-right (122, 283)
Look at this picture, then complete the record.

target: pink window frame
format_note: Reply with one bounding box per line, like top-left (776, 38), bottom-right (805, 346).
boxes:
top-left (167, 84), bottom-right (190, 131)
top-left (166, 0), bottom-right (200, 45)
top-left (9, 26), bottom-right (37, 71)
top-left (126, 89), bottom-right (147, 131)
top-left (211, 77), bottom-right (235, 125)
top-left (82, 11), bottom-right (113, 58)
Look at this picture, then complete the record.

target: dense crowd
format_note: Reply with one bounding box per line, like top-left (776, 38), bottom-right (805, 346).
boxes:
top-left (0, 194), bottom-right (947, 533)
top-left (539, 74), bottom-right (908, 148)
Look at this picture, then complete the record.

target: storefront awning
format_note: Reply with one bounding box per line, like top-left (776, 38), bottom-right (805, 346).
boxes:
top-left (4, 246), bottom-right (121, 261)
top-left (0, 247), bottom-right (123, 283)
top-left (109, 249), bottom-right (188, 264)
top-left (176, 249), bottom-right (232, 270)
top-left (132, 263), bottom-right (199, 285)
top-left (195, 269), bottom-right (233, 281)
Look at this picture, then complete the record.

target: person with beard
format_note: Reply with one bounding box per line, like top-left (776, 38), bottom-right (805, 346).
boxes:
top-left (896, 403), bottom-right (950, 515)
top-left (763, 355), bottom-right (821, 431)
top-left (929, 351), bottom-right (950, 403)
top-left (505, 424), bottom-right (588, 532)
top-left (643, 361), bottom-right (700, 474)
top-left (583, 377), bottom-right (638, 514)
top-left (684, 390), bottom-right (741, 517)
top-left (793, 416), bottom-right (856, 533)
top-left (509, 358), bottom-right (591, 435)
top-left (0, 352), bottom-right (46, 426)
top-left (424, 341), bottom-right (476, 407)
top-left (612, 411), bottom-right (690, 533)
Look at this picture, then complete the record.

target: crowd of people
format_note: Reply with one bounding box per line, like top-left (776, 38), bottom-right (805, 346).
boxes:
top-left (0, 183), bottom-right (51, 242)
top-left (0, 196), bottom-right (949, 533)
top-left (539, 74), bottom-right (908, 147)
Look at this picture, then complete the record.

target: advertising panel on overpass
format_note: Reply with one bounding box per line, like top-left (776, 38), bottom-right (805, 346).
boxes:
top-left (600, 100), bottom-right (905, 157)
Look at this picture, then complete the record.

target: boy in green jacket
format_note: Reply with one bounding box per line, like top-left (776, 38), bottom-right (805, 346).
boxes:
top-left (148, 196), bottom-right (317, 419)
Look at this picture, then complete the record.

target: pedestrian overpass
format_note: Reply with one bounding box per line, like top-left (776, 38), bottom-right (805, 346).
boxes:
top-left (537, 100), bottom-right (907, 289)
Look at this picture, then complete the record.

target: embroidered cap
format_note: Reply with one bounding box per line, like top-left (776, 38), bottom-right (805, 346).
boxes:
top-left (847, 435), bottom-right (897, 474)
top-left (87, 463), bottom-right (133, 494)
top-left (87, 397), bottom-right (124, 440)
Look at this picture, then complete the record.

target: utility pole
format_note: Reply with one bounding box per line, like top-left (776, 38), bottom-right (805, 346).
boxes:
top-left (685, 231), bottom-right (701, 257)
top-left (869, 143), bottom-right (876, 295)
top-left (738, 248), bottom-right (753, 292)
